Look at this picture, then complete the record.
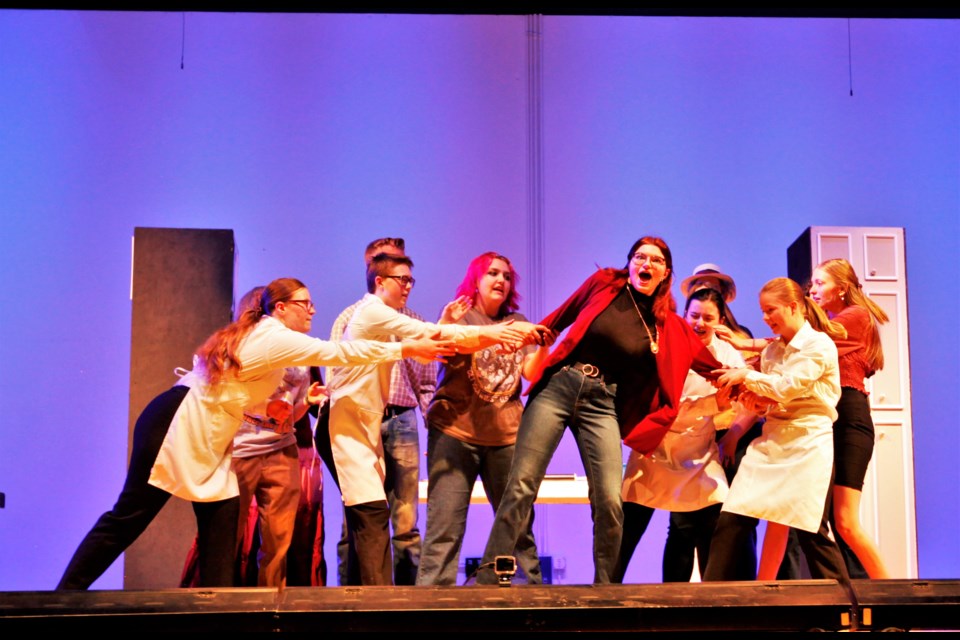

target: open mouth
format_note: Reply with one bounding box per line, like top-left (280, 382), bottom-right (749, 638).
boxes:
top-left (637, 272), bottom-right (653, 284)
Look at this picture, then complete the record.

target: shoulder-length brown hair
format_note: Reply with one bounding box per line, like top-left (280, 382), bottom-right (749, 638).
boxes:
top-left (195, 277), bottom-right (306, 384)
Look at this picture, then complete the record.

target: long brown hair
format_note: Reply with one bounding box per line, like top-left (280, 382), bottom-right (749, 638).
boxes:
top-left (761, 277), bottom-right (847, 342)
top-left (196, 277), bottom-right (306, 384)
top-left (625, 236), bottom-right (676, 323)
top-left (816, 258), bottom-right (887, 371)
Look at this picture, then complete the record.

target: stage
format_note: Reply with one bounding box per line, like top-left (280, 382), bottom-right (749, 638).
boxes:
top-left (2, 580), bottom-right (957, 632)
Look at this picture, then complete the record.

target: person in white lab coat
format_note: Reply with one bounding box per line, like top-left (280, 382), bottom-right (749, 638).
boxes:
top-left (702, 277), bottom-right (850, 582)
top-left (57, 277), bottom-right (455, 590)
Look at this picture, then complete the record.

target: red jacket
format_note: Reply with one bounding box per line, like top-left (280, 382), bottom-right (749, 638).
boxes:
top-left (528, 268), bottom-right (723, 454)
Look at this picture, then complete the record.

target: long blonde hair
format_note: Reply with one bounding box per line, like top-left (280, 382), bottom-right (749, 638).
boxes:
top-left (761, 277), bottom-right (847, 342)
top-left (816, 258), bottom-right (887, 372)
top-left (196, 278), bottom-right (306, 385)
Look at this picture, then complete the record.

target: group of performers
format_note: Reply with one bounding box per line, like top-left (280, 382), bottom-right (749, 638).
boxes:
top-left (56, 234), bottom-right (889, 590)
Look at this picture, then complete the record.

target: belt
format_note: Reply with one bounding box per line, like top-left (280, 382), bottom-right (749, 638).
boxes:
top-left (569, 362), bottom-right (607, 382)
top-left (383, 405), bottom-right (415, 419)
top-left (244, 414), bottom-right (282, 432)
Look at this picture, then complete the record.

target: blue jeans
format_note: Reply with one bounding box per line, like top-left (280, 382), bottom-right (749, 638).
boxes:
top-left (478, 366), bottom-right (624, 584)
top-left (337, 407), bottom-right (422, 585)
top-left (416, 427), bottom-right (541, 585)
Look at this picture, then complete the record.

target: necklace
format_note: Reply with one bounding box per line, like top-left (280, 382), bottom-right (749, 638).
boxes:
top-left (628, 287), bottom-right (659, 354)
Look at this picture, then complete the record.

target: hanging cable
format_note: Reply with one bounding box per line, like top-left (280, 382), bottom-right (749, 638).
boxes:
top-left (847, 18), bottom-right (854, 96)
top-left (180, 12), bottom-right (186, 70)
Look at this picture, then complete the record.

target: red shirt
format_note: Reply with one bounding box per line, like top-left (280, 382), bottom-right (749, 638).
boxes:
top-left (831, 305), bottom-right (875, 394)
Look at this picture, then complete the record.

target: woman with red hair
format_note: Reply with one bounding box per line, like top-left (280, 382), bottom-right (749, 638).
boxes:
top-left (416, 252), bottom-right (554, 585)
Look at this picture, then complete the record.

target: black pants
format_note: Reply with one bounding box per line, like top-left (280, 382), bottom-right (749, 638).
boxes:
top-left (614, 502), bottom-right (736, 583)
top-left (612, 502), bottom-right (655, 583)
top-left (57, 385), bottom-right (239, 590)
top-left (662, 505), bottom-right (725, 581)
top-left (702, 511), bottom-right (849, 582)
top-left (343, 500), bottom-right (392, 585)
top-left (777, 505), bottom-right (869, 580)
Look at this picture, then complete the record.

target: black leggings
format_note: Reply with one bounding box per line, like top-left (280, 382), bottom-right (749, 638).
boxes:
top-left (57, 385), bottom-right (239, 589)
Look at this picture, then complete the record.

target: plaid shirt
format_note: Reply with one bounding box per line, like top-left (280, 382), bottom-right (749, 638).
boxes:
top-left (330, 298), bottom-right (437, 416)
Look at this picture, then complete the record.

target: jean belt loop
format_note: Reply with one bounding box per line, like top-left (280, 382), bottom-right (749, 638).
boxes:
top-left (384, 405), bottom-right (413, 419)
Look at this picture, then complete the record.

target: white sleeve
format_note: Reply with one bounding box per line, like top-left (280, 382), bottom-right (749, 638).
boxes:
top-left (260, 326), bottom-right (402, 369)
top-left (353, 303), bottom-right (480, 347)
top-left (743, 343), bottom-right (828, 404)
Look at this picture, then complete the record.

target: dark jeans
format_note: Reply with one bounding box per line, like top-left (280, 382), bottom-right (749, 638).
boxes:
top-left (57, 385), bottom-right (239, 589)
top-left (417, 427), bottom-right (541, 585)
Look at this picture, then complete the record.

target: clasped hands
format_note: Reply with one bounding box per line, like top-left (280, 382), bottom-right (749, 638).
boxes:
top-left (491, 320), bottom-right (556, 353)
top-left (711, 367), bottom-right (776, 415)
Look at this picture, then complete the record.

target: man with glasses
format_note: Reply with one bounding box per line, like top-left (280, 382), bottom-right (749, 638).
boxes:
top-left (327, 246), bottom-right (537, 585)
top-left (325, 238), bottom-right (436, 586)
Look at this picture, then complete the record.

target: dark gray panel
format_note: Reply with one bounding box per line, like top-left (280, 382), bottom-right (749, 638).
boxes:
top-left (125, 227), bottom-right (235, 589)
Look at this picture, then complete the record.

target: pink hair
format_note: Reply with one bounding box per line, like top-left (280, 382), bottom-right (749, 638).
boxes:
top-left (455, 252), bottom-right (521, 316)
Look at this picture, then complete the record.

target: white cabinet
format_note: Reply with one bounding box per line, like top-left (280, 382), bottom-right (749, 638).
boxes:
top-left (787, 226), bottom-right (917, 579)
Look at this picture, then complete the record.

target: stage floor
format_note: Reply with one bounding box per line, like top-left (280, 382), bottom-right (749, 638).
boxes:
top-left (2, 579), bottom-right (958, 632)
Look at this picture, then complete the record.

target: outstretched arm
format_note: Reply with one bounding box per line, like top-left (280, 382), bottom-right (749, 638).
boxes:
top-left (400, 334), bottom-right (458, 362)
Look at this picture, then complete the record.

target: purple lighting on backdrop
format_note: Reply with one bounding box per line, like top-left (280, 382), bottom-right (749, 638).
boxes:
top-left (0, 11), bottom-right (956, 590)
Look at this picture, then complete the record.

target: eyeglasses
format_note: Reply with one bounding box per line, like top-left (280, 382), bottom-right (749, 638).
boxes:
top-left (383, 274), bottom-right (416, 287)
top-left (286, 299), bottom-right (315, 312)
top-left (631, 252), bottom-right (667, 268)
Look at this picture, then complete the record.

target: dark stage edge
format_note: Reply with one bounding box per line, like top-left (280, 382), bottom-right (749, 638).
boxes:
top-left (2, 580), bottom-right (958, 632)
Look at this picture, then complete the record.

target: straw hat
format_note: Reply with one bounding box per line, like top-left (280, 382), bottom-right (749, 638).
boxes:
top-left (680, 263), bottom-right (737, 303)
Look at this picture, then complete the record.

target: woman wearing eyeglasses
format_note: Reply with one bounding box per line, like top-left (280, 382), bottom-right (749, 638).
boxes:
top-left (416, 252), bottom-right (556, 585)
top-left (57, 277), bottom-right (456, 590)
top-left (475, 237), bottom-right (723, 584)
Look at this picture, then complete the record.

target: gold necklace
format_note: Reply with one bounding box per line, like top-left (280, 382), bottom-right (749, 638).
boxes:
top-left (628, 287), bottom-right (659, 354)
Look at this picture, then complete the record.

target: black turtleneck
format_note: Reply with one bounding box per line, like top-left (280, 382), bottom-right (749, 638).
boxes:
top-left (566, 284), bottom-right (658, 386)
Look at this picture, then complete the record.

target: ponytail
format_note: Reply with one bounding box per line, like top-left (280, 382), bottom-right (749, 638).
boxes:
top-left (195, 278), bottom-right (305, 385)
top-left (802, 296), bottom-right (847, 342)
